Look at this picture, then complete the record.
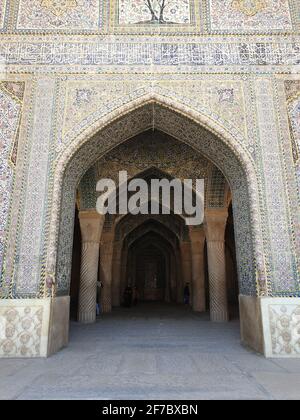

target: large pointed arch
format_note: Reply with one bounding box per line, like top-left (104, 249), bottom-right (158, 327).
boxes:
top-left (44, 94), bottom-right (267, 298)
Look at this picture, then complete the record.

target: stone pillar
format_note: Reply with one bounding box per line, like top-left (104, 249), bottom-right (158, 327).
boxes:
top-left (167, 253), bottom-right (175, 301)
top-left (179, 241), bottom-right (192, 303)
top-left (204, 209), bottom-right (229, 322)
top-left (78, 211), bottom-right (104, 323)
top-left (164, 254), bottom-right (171, 303)
top-left (190, 226), bottom-right (206, 312)
top-left (99, 230), bottom-right (115, 313)
top-left (120, 247), bottom-right (128, 303)
top-left (112, 242), bottom-right (122, 307)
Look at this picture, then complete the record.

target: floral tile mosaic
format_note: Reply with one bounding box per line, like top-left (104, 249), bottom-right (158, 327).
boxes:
top-left (0, 0), bottom-right (298, 33)
top-left (118, 0), bottom-right (192, 25)
top-left (111, 0), bottom-right (201, 33)
top-left (15, 0), bottom-right (104, 32)
top-left (208, 0), bottom-right (293, 32)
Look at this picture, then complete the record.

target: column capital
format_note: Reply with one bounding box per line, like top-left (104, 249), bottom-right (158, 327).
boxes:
top-left (189, 226), bottom-right (205, 252)
top-left (100, 229), bottom-right (115, 246)
top-left (204, 208), bottom-right (228, 242)
top-left (79, 209), bottom-right (104, 220)
top-left (189, 226), bottom-right (205, 241)
top-left (79, 210), bottom-right (105, 243)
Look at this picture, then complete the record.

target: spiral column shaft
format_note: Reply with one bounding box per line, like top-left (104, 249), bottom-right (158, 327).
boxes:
top-left (78, 211), bottom-right (104, 324)
top-left (204, 209), bottom-right (229, 322)
top-left (78, 242), bottom-right (100, 323)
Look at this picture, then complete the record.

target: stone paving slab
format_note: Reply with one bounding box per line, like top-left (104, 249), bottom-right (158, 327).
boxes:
top-left (16, 371), bottom-right (270, 400)
top-left (271, 359), bottom-right (300, 373)
top-left (0, 303), bottom-right (300, 400)
top-left (224, 353), bottom-right (287, 374)
top-left (252, 372), bottom-right (300, 400)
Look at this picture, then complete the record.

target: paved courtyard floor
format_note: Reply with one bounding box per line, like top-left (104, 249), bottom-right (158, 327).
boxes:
top-left (1, 303), bottom-right (300, 400)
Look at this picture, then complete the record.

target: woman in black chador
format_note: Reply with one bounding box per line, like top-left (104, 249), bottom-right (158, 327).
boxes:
top-left (123, 286), bottom-right (133, 308)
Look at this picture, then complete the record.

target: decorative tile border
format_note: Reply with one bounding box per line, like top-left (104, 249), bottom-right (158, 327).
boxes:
top-left (285, 80), bottom-right (300, 163)
top-left (0, 37), bottom-right (299, 73)
top-left (255, 79), bottom-right (296, 295)
top-left (13, 78), bottom-right (56, 297)
top-left (274, 78), bottom-right (300, 294)
top-left (0, 0), bottom-right (8, 31)
top-left (0, 77), bottom-right (36, 300)
top-left (0, 82), bottom-right (24, 297)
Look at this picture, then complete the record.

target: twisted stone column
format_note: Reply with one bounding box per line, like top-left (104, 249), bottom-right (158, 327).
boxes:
top-left (78, 211), bottom-right (104, 323)
top-left (190, 227), bottom-right (206, 312)
top-left (204, 209), bottom-right (229, 322)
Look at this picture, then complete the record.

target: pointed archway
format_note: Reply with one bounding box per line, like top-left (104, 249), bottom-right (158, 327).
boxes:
top-left (44, 96), bottom-right (266, 355)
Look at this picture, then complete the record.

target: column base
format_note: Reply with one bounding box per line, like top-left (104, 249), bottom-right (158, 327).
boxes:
top-left (0, 297), bottom-right (70, 358)
top-left (78, 311), bottom-right (96, 323)
top-left (101, 291), bottom-right (112, 313)
top-left (240, 295), bottom-right (300, 358)
top-left (101, 304), bottom-right (112, 313)
top-left (210, 311), bottom-right (229, 322)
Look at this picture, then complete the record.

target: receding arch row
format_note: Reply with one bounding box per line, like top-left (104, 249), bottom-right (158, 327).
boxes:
top-left (78, 144), bottom-right (228, 216)
top-left (92, 203), bottom-right (233, 317)
top-left (44, 96), bottom-right (267, 299)
top-left (124, 226), bottom-right (181, 305)
top-left (115, 211), bottom-right (188, 244)
top-left (103, 215), bottom-right (186, 311)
